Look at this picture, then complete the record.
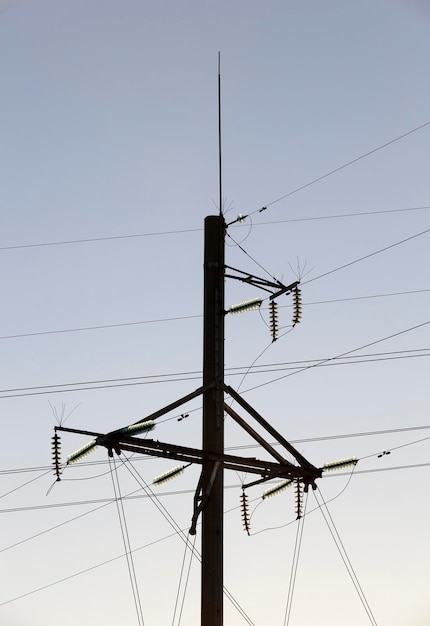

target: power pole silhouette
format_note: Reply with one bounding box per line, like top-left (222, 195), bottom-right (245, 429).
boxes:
top-left (56, 213), bottom-right (324, 625)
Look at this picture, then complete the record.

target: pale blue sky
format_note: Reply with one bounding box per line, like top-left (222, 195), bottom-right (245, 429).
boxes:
top-left (1, 1), bottom-right (430, 625)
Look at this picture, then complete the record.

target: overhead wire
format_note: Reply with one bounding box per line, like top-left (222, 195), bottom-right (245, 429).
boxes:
top-left (255, 204), bottom-right (430, 226)
top-left (243, 319), bottom-right (430, 393)
top-left (1, 204), bottom-right (429, 254)
top-left (119, 455), bottom-right (257, 626)
top-left (0, 287), bottom-right (427, 344)
top-left (303, 226), bottom-right (430, 285)
top-left (227, 119), bottom-right (430, 225)
top-left (2, 460), bottom-right (429, 518)
top-left (109, 457), bottom-right (145, 626)
top-left (177, 533), bottom-right (197, 626)
top-left (0, 347), bottom-right (428, 400)
top-left (283, 492), bottom-right (308, 626)
top-left (0, 314), bottom-right (201, 341)
top-left (313, 488), bottom-right (378, 625)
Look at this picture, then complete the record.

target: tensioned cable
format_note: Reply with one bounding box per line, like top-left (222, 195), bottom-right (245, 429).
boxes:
top-left (0, 314), bottom-right (201, 341)
top-left (1, 205), bottom-right (429, 253)
top-left (0, 469), bottom-right (52, 500)
top-left (303, 227), bottom-right (430, 285)
top-left (313, 488), bottom-right (378, 625)
top-left (109, 457), bottom-right (145, 626)
top-left (176, 533), bottom-right (198, 626)
top-left (0, 350), bottom-right (428, 399)
top-left (0, 289), bottom-right (427, 343)
top-left (172, 533), bottom-right (190, 626)
top-left (120, 456), bottom-right (256, 626)
top-left (0, 459), bottom-right (428, 608)
top-left (0, 227), bottom-right (202, 252)
top-left (0, 473), bottom-right (357, 610)
top-left (0, 486), bottom-right (144, 554)
top-left (227, 120), bottom-right (430, 225)
top-left (283, 492), bottom-right (308, 626)
top-left (1, 346), bottom-right (427, 399)
top-left (243, 319), bottom-right (430, 393)
top-left (256, 205), bottom-right (430, 226)
top-left (3, 461), bottom-right (429, 517)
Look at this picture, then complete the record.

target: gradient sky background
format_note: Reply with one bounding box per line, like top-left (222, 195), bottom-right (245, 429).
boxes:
top-left (1, 1), bottom-right (430, 625)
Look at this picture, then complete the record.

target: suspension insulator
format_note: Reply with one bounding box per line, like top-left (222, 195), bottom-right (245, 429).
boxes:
top-left (240, 491), bottom-right (251, 535)
top-left (51, 432), bottom-right (62, 481)
top-left (292, 287), bottom-right (302, 327)
top-left (269, 300), bottom-right (279, 342)
top-left (295, 479), bottom-right (304, 520)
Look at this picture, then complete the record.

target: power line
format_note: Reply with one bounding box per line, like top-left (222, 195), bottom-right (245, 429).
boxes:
top-left (243, 319), bottom-right (430, 393)
top-left (240, 119), bottom-right (430, 222)
top-left (256, 205), bottom-right (430, 226)
top-left (1, 289), bottom-right (428, 343)
top-left (1, 460), bottom-right (429, 610)
top-left (0, 227), bottom-right (202, 252)
top-left (0, 314), bottom-right (201, 341)
top-left (303, 226), bottom-right (430, 285)
top-left (313, 489), bottom-right (378, 625)
top-left (1, 204), bottom-right (429, 254)
top-left (0, 347), bottom-right (428, 399)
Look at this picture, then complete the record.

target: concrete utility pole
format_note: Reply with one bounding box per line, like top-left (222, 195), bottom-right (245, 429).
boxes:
top-left (201, 214), bottom-right (225, 626)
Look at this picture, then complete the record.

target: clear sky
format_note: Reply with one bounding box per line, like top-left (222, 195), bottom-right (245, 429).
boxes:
top-left (1, 1), bottom-right (429, 624)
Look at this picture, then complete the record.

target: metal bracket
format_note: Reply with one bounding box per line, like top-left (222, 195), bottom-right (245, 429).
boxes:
top-left (189, 461), bottom-right (220, 535)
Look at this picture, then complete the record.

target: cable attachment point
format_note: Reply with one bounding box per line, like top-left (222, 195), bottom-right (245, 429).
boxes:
top-left (240, 490), bottom-right (251, 535)
top-left (269, 300), bottom-right (279, 342)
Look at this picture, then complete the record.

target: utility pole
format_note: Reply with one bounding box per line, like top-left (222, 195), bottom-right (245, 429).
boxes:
top-left (201, 214), bottom-right (225, 626)
top-left (56, 215), bottom-right (326, 624)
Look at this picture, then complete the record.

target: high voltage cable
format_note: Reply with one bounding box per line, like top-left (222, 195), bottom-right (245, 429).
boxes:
top-left (240, 119), bottom-right (430, 221)
top-left (0, 347), bottom-right (428, 399)
top-left (243, 319), bottom-right (430, 394)
top-left (1, 204), bottom-right (429, 253)
top-left (109, 458), bottom-right (145, 626)
top-left (0, 314), bottom-right (201, 341)
top-left (313, 489), bottom-right (378, 626)
top-left (1, 460), bottom-right (428, 611)
top-left (303, 226), bottom-right (430, 285)
top-left (1, 289), bottom-right (428, 342)
top-left (256, 205), bottom-right (430, 225)
top-left (0, 227), bottom-right (202, 252)
top-left (2, 462), bottom-right (430, 517)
